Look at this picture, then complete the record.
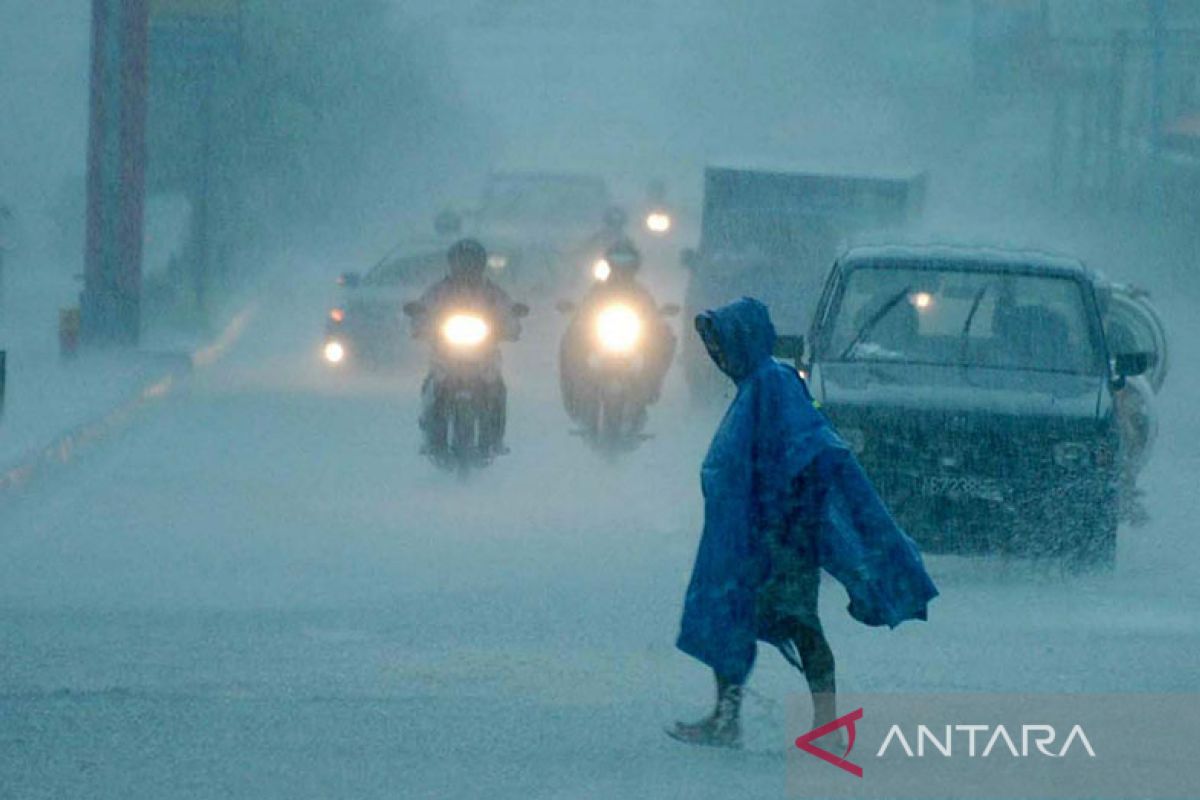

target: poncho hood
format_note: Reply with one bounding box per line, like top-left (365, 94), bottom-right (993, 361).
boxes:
top-left (696, 297), bottom-right (776, 383)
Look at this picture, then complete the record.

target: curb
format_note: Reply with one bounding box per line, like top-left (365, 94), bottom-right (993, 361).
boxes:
top-left (0, 304), bottom-right (257, 494)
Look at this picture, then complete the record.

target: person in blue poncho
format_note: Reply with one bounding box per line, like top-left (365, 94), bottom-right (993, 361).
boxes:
top-left (669, 297), bottom-right (938, 749)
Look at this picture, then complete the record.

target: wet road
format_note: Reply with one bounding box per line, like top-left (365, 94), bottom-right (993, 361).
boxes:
top-left (1, 267), bottom-right (1198, 799)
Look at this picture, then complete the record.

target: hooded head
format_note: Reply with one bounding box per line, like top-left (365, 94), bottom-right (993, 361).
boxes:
top-left (694, 297), bottom-right (777, 382)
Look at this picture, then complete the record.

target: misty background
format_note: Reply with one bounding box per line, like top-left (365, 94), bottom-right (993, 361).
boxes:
top-left (4, 0), bottom-right (1194, 307)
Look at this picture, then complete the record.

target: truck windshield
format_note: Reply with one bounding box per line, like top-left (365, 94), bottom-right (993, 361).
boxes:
top-left (825, 265), bottom-right (1104, 375)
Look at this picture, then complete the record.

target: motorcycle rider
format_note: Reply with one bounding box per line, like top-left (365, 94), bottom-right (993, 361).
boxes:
top-left (411, 239), bottom-right (522, 457)
top-left (559, 238), bottom-right (676, 429)
top-left (579, 205), bottom-right (629, 264)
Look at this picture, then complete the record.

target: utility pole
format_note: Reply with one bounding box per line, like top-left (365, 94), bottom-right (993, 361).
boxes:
top-left (82, 0), bottom-right (150, 347)
top-left (149, 0), bottom-right (242, 322)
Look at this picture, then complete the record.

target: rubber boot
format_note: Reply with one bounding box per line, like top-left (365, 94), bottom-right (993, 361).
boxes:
top-left (668, 677), bottom-right (743, 748)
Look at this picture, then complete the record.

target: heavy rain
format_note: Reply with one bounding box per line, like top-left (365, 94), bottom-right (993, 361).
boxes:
top-left (1, 2), bottom-right (1197, 798)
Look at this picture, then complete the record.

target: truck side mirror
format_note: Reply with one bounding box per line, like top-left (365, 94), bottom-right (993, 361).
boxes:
top-left (1114, 351), bottom-right (1154, 378)
top-left (402, 301), bottom-right (425, 318)
top-left (338, 271), bottom-right (361, 288)
top-left (512, 303), bottom-right (531, 319)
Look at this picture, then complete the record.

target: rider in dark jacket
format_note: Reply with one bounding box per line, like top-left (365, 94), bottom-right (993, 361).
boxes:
top-left (559, 239), bottom-right (675, 426)
top-left (413, 239), bottom-right (521, 456)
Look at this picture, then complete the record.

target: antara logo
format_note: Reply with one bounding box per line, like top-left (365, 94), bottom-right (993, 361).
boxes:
top-left (876, 723), bottom-right (1096, 759)
top-left (795, 710), bottom-right (1097, 779)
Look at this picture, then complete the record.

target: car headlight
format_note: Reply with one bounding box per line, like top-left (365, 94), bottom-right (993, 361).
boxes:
top-left (840, 427), bottom-right (866, 454)
top-left (592, 258), bottom-right (611, 282)
top-left (487, 253), bottom-right (509, 271)
top-left (323, 339), bottom-right (346, 365)
top-left (1053, 441), bottom-right (1093, 469)
top-left (645, 211), bottom-right (672, 234)
top-left (442, 314), bottom-right (490, 347)
top-left (595, 304), bottom-right (642, 354)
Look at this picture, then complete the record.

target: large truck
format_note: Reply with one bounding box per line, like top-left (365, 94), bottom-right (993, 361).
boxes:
top-left (681, 165), bottom-right (927, 397)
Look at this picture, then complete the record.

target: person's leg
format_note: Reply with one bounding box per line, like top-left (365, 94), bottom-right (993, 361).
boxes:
top-left (419, 372), bottom-right (448, 453)
top-left (792, 622), bottom-right (837, 731)
top-left (485, 375), bottom-right (508, 453)
top-left (559, 332), bottom-right (585, 421)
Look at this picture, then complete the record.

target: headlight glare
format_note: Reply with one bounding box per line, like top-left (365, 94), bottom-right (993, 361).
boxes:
top-left (592, 259), bottom-right (611, 282)
top-left (323, 340), bottom-right (346, 364)
top-left (442, 314), bottom-right (490, 347)
top-left (595, 304), bottom-right (642, 354)
top-left (645, 211), bottom-right (672, 234)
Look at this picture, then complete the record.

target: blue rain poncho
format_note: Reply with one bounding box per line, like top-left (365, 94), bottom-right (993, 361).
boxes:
top-left (677, 298), bottom-right (938, 683)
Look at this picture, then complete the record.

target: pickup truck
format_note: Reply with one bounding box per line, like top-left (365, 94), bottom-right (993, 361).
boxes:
top-left (789, 245), bottom-right (1163, 568)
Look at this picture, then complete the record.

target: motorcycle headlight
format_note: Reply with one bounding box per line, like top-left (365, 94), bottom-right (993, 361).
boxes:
top-left (323, 339), bottom-right (346, 365)
top-left (592, 258), bottom-right (611, 282)
top-left (595, 304), bottom-right (642, 354)
top-left (442, 314), bottom-right (490, 347)
top-left (645, 211), bottom-right (672, 234)
top-left (1053, 441), bottom-right (1093, 469)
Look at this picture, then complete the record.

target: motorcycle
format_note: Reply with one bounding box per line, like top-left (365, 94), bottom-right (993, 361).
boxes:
top-left (403, 300), bottom-right (529, 475)
top-left (558, 297), bottom-right (679, 453)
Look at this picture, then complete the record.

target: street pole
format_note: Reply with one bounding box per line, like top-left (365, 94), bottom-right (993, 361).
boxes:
top-left (82, 0), bottom-right (149, 347)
